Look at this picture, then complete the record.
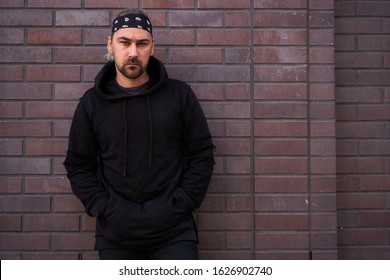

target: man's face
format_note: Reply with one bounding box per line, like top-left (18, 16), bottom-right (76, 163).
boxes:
top-left (107, 28), bottom-right (154, 84)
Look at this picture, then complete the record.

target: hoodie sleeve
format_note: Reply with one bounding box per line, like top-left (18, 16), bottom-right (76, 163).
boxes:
top-left (175, 87), bottom-right (215, 211)
top-left (63, 96), bottom-right (109, 218)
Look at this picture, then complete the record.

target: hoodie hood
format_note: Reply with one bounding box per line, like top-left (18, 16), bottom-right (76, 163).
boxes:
top-left (94, 56), bottom-right (168, 100)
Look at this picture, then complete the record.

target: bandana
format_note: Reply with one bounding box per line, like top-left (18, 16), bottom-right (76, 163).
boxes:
top-left (111, 13), bottom-right (153, 37)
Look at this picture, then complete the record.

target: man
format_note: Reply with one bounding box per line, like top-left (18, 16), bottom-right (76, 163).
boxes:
top-left (63, 8), bottom-right (215, 260)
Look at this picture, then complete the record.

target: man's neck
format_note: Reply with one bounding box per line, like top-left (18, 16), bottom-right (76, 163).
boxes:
top-left (115, 72), bottom-right (150, 88)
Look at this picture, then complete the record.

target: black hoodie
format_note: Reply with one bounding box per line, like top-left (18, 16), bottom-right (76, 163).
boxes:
top-left (63, 57), bottom-right (215, 249)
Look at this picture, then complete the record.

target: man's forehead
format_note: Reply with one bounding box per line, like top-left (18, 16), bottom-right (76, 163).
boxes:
top-left (112, 27), bottom-right (152, 41)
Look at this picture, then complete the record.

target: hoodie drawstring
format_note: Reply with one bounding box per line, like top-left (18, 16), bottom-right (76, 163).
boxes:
top-left (146, 95), bottom-right (153, 167)
top-left (122, 96), bottom-right (153, 176)
top-left (122, 99), bottom-right (128, 176)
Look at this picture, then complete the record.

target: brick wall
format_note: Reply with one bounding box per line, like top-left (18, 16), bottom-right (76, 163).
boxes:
top-left (0, 0), bottom-right (388, 260)
top-left (335, 0), bottom-right (390, 259)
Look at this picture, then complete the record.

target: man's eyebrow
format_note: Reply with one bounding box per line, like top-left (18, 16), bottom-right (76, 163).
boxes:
top-left (116, 36), bottom-right (151, 43)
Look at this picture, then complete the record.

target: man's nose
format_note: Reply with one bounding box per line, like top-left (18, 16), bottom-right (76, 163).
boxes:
top-left (128, 44), bottom-right (138, 57)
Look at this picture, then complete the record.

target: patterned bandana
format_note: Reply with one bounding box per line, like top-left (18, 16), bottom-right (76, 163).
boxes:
top-left (111, 13), bottom-right (153, 37)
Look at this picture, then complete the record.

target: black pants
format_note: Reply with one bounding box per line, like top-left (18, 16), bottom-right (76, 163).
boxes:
top-left (98, 241), bottom-right (198, 260)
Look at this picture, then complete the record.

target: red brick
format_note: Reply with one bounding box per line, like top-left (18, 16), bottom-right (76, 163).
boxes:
top-left (310, 84), bottom-right (335, 101)
top-left (360, 176), bottom-right (390, 191)
top-left (26, 66), bottom-right (81, 82)
top-left (0, 177), bottom-right (22, 194)
top-left (0, 140), bottom-right (22, 156)
top-left (0, 10), bottom-right (52, 26)
top-left (310, 47), bottom-right (335, 64)
top-left (255, 84), bottom-right (307, 100)
top-left (254, 121), bottom-right (307, 137)
top-left (0, 0), bottom-right (24, 7)
top-left (337, 193), bottom-right (385, 209)
top-left (254, 29), bottom-right (307, 45)
top-left (255, 158), bottom-right (308, 174)
top-left (254, 66), bottom-right (307, 82)
top-left (336, 122), bottom-right (385, 138)
top-left (226, 121), bottom-right (250, 136)
top-left (357, 70), bottom-right (390, 86)
top-left (360, 248), bottom-right (390, 260)
top-left (254, 11), bottom-right (307, 27)
top-left (225, 47), bottom-right (251, 64)
top-left (54, 47), bottom-right (106, 64)
top-left (0, 195), bottom-right (50, 212)
top-left (226, 233), bottom-right (253, 249)
top-left (56, 10), bottom-right (109, 26)
top-left (169, 48), bottom-right (222, 64)
top-left (310, 29), bottom-right (334, 46)
top-left (198, 232), bottom-right (225, 250)
top-left (26, 102), bottom-right (77, 118)
top-left (201, 102), bottom-right (250, 119)
top-left (53, 195), bottom-right (84, 212)
top-left (209, 177), bottom-right (251, 193)
top-left (310, 66), bottom-right (335, 82)
top-left (199, 0), bottom-right (250, 9)
top-left (0, 216), bottom-right (21, 231)
top-left (225, 158), bottom-right (251, 174)
top-left (255, 0), bottom-right (306, 8)
top-left (254, 102), bottom-right (308, 119)
top-left (28, 0), bottom-right (81, 8)
top-left (357, 1), bottom-right (390, 17)
top-left (170, 11), bottom-right (223, 27)
top-left (28, 29), bottom-right (82, 45)
top-left (338, 229), bottom-right (386, 245)
top-left (310, 102), bottom-right (335, 119)
top-left (0, 234), bottom-right (50, 250)
top-left (0, 121), bottom-right (51, 137)
top-left (255, 176), bottom-right (308, 193)
top-left (53, 157), bottom-right (67, 175)
top-left (226, 84), bottom-right (251, 100)
top-left (25, 177), bottom-right (71, 194)
top-left (53, 121), bottom-right (72, 137)
top-left (198, 30), bottom-right (250, 46)
top-left (213, 139), bottom-right (250, 156)
top-left (255, 195), bottom-right (308, 211)
top-left (310, 11), bottom-right (334, 28)
top-left (24, 215), bottom-right (80, 231)
top-left (0, 102), bottom-right (22, 118)
top-left (52, 233), bottom-right (95, 250)
top-left (336, 87), bottom-right (383, 103)
top-left (336, 53), bottom-right (383, 68)
top-left (198, 214), bottom-right (252, 230)
top-left (359, 212), bottom-right (390, 227)
top-left (335, 18), bottom-right (381, 34)
top-left (0, 28), bottom-right (24, 44)
top-left (0, 83), bottom-right (52, 100)
top-left (84, 0), bottom-right (137, 8)
top-left (255, 233), bottom-right (308, 249)
top-left (225, 12), bottom-right (251, 27)
top-left (254, 47), bottom-right (307, 64)
top-left (226, 195), bottom-right (252, 211)
top-left (153, 29), bottom-right (195, 45)
top-left (255, 214), bottom-right (308, 230)
top-left (0, 65), bottom-right (23, 81)
top-left (142, 0), bottom-right (195, 8)
top-left (311, 121), bottom-right (336, 137)
top-left (198, 195), bottom-right (224, 212)
top-left (312, 232), bottom-right (337, 249)
top-left (25, 139), bottom-right (67, 156)
top-left (190, 84), bottom-right (223, 100)
top-left (54, 83), bottom-right (91, 100)
top-left (255, 139), bottom-right (307, 156)
top-left (0, 158), bottom-right (51, 175)
top-left (311, 213), bottom-right (337, 230)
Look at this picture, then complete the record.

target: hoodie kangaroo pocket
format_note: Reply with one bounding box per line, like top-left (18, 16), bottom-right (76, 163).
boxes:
top-left (102, 187), bottom-right (188, 241)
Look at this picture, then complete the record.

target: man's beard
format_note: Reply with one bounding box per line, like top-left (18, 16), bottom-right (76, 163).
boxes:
top-left (117, 58), bottom-right (147, 80)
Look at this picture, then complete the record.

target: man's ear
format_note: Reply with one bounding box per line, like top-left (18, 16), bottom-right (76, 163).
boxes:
top-left (107, 36), bottom-right (113, 54)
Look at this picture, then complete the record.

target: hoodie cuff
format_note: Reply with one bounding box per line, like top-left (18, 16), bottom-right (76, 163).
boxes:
top-left (174, 188), bottom-right (194, 212)
top-left (87, 194), bottom-right (110, 218)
